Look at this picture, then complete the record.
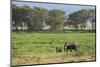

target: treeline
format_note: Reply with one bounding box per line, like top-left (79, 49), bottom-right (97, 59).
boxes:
top-left (12, 4), bottom-right (96, 31)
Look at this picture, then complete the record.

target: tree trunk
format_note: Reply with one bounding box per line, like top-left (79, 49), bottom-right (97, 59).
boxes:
top-left (92, 23), bottom-right (94, 31)
top-left (20, 24), bottom-right (23, 31)
top-left (69, 25), bottom-right (71, 31)
top-left (15, 25), bottom-right (18, 31)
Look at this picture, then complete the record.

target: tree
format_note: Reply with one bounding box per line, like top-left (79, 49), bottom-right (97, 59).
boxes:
top-left (68, 11), bottom-right (80, 30)
top-left (22, 6), bottom-right (33, 30)
top-left (12, 5), bottom-right (34, 31)
top-left (32, 7), bottom-right (47, 31)
top-left (67, 9), bottom-right (89, 30)
top-left (12, 5), bottom-right (26, 30)
top-left (48, 9), bottom-right (65, 30)
top-left (88, 9), bottom-right (96, 30)
top-left (12, 4), bottom-right (19, 30)
top-left (78, 9), bottom-right (89, 30)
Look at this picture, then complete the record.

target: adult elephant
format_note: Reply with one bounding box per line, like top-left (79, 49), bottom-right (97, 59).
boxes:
top-left (64, 41), bottom-right (77, 52)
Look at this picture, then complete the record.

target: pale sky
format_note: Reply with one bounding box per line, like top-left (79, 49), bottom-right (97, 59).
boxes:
top-left (12, 1), bottom-right (95, 16)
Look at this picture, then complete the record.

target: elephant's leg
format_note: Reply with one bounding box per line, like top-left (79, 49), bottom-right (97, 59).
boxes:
top-left (70, 49), bottom-right (72, 52)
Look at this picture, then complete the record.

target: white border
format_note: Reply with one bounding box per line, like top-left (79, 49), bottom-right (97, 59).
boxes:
top-left (0, 0), bottom-right (99, 67)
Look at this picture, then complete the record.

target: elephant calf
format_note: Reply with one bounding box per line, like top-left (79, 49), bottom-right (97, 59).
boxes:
top-left (56, 47), bottom-right (62, 53)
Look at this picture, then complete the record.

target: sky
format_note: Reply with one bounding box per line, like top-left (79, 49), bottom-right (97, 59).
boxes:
top-left (12, 1), bottom-right (95, 16)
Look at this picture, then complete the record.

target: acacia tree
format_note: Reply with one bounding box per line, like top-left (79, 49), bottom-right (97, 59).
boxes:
top-left (15, 6), bottom-right (26, 30)
top-left (48, 9), bottom-right (65, 30)
top-left (88, 9), bottom-right (96, 30)
top-left (32, 7), bottom-right (47, 31)
top-left (78, 9), bottom-right (89, 30)
top-left (68, 11), bottom-right (80, 30)
top-left (22, 6), bottom-right (33, 30)
top-left (12, 5), bottom-right (47, 31)
top-left (67, 9), bottom-right (89, 30)
top-left (12, 5), bottom-right (28, 30)
top-left (12, 4), bottom-right (19, 30)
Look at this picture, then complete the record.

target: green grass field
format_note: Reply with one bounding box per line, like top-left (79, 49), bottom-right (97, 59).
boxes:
top-left (12, 31), bottom-right (96, 65)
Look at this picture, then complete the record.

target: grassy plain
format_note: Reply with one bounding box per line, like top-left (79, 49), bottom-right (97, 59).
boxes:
top-left (12, 31), bottom-right (96, 65)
